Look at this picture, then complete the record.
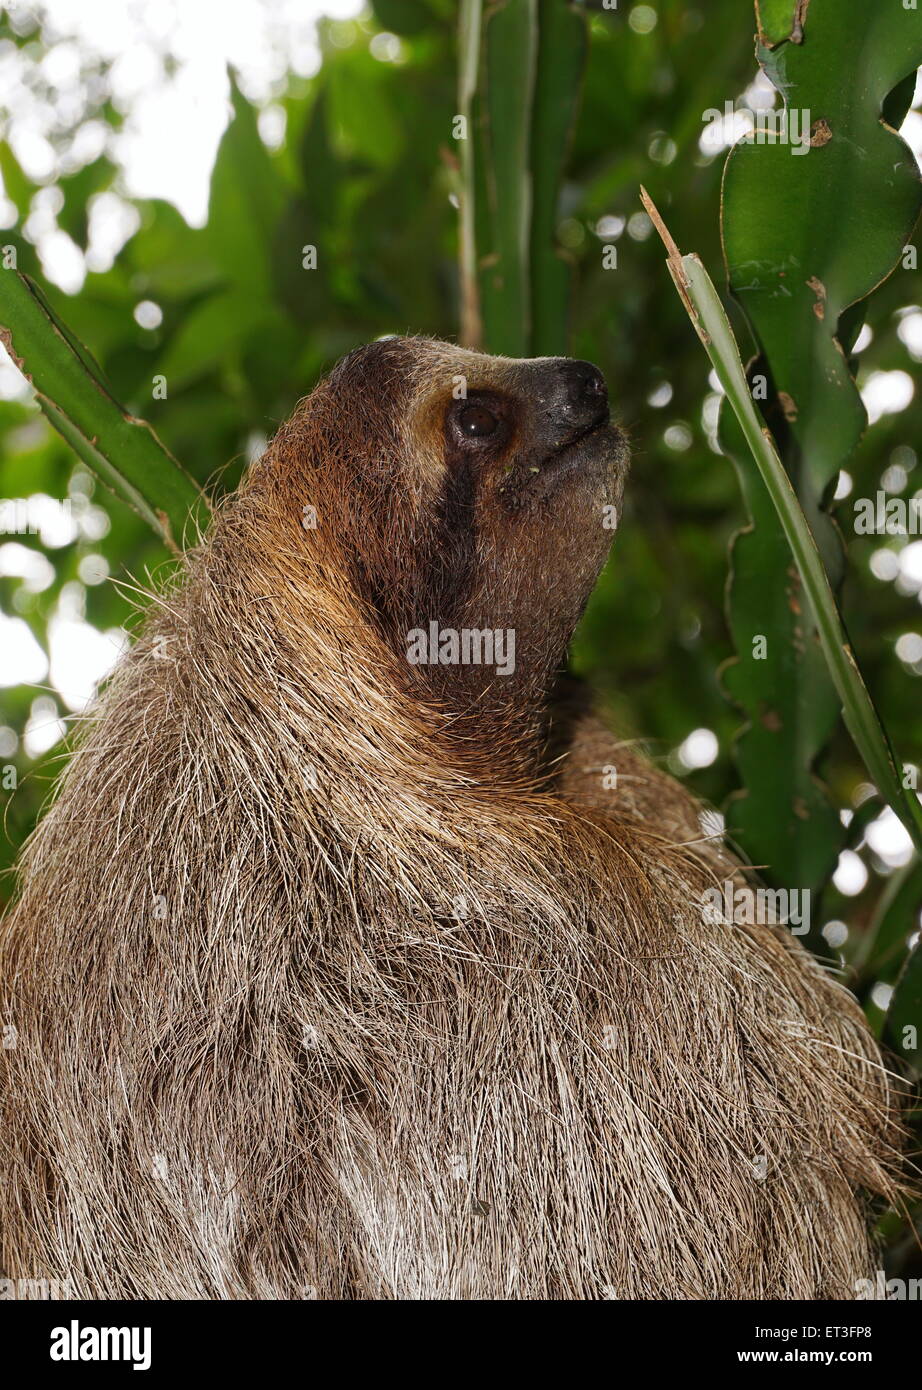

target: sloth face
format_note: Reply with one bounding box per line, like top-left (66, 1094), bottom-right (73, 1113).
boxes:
top-left (295, 336), bottom-right (629, 715)
top-left (438, 353), bottom-right (618, 508)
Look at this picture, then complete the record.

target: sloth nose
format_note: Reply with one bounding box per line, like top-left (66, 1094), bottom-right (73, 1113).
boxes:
top-left (560, 360), bottom-right (608, 414)
top-left (541, 359), bottom-right (609, 441)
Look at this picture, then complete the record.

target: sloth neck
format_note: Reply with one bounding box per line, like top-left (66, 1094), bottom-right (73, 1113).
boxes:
top-left (403, 631), bottom-right (575, 785)
top-left (400, 575), bottom-right (597, 782)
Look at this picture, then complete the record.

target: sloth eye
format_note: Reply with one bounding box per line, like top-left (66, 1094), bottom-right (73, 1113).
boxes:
top-left (457, 403), bottom-right (499, 438)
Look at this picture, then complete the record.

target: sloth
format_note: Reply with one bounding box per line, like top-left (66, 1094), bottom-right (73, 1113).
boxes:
top-left (0, 336), bottom-right (904, 1299)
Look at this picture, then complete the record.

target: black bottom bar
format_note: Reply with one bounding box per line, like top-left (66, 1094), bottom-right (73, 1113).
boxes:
top-left (4, 1296), bottom-right (916, 1378)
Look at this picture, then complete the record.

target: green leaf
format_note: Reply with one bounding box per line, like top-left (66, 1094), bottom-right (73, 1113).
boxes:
top-left (755, 0), bottom-right (808, 47)
top-left (327, 50), bottom-right (403, 169)
top-left (203, 73), bottom-right (287, 300)
top-left (855, 858), bottom-right (922, 984)
top-left (370, 0), bottom-right (436, 38)
top-left (887, 938), bottom-right (922, 1070)
top-left (0, 141), bottom-right (31, 220)
top-left (157, 289), bottom-right (272, 389)
top-left (0, 270), bottom-right (208, 549)
top-left (723, 3), bottom-right (922, 534)
top-left (127, 200), bottom-right (223, 301)
top-left (529, 0), bottom-right (587, 355)
top-left (720, 474), bottom-right (843, 888)
top-left (57, 156), bottom-right (116, 249)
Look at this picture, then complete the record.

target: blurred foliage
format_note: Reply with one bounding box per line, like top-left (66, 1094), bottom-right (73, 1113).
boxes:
top-left (0, 2), bottom-right (921, 1249)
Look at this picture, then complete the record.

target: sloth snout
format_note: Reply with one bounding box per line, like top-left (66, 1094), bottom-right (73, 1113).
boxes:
top-left (560, 359), bottom-right (608, 411)
top-left (538, 358), bottom-right (610, 445)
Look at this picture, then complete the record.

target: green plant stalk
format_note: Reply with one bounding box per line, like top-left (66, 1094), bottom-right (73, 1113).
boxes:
top-left (457, 0), bottom-right (482, 350)
top-left (641, 190), bottom-right (922, 857)
top-left (0, 270), bottom-right (208, 550)
top-left (481, 0), bottom-right (537, 356)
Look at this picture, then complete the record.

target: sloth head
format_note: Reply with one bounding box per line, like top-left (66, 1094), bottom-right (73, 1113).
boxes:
top-left (259, 336), bottom-right (628, 728)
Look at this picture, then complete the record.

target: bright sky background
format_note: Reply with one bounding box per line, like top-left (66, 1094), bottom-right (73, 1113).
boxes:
top-left (3, 0), bottom-right (363, 228)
